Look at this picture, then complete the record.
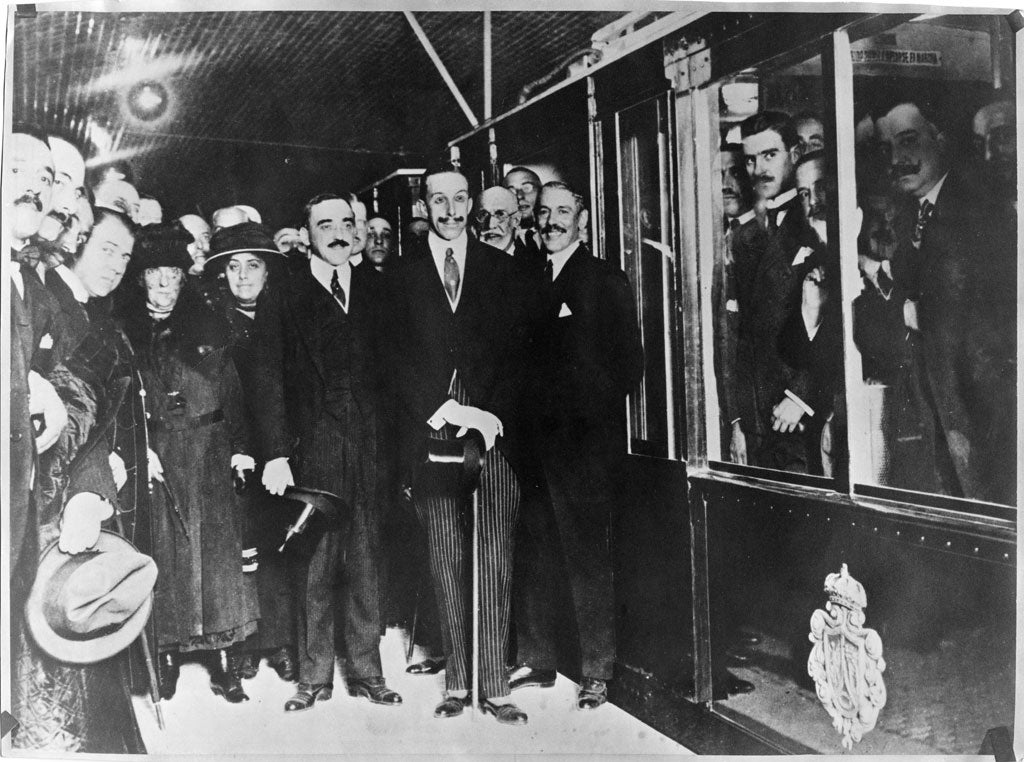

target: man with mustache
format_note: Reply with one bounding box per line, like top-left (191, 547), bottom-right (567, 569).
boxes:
top-left (875, 95), bottom-right (1015, 504)
top-left (9, 127), bottom-right (67, 613)
top-left (730, 110), bottom-right (814, 472)
top-left (511, 181), bottom-right (642, 712)
top-left (386, 163), bottom-right (532, 724)
top-left (34, 135), bottom-right (88, 268)
top-left (250, 192), bottom-right (402, 712)
top-left (502, 166), bottom-right (543, 256)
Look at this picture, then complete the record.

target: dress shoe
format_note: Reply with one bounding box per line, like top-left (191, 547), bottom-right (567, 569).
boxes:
top-left (406, 657), bottom-right (445, 675)
top-left (347, 676), bottom-right (402, 706)
top-left (210, 651), bottom-right (249, 703)
top-left (231, 652), bottom-right (259, 680)
top-left (480, 698), bottom-right (528, 725)
top-left (725, 648), bottom-right (752, 665)
top-left (508, 666), bottom-right (556, 692)
top-left (267, 646), bottom-right (297, 682)
top-left (577, 677), bottom-right (608, 710)
top-left (158, 652), bottom-right (179, 700)
top-left (285, 682), bottom-right (333, 712)
top-left (433, 693), bottom-right (470, 719)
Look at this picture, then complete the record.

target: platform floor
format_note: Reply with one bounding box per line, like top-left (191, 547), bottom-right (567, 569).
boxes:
top-left (132, 627), bottom-right (692, 759)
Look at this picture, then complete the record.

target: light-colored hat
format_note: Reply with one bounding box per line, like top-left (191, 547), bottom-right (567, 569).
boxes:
top-left (25, 530), bottom-right (158, 664)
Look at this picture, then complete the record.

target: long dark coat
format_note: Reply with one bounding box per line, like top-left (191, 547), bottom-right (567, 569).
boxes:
top-left (125, 293), bottom-right (258, 651)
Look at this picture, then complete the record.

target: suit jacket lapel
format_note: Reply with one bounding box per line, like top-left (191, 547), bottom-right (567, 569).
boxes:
top-left (285, 267), bottom-right (329, 384)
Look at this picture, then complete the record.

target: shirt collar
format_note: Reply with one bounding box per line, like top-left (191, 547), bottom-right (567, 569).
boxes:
top-left (734, 208), bottom-right (756, 226)
top-left (56, 264), bottom-right (90, 303)
top-left (428, 229), bottom-right (467, 259)
top-left (546, 239), bottom-right (581, 280)
top-left (348, 252), bottom-right (363, 268)
top-left (920, 172), bottom-right (948, 208)
top-left (309, 253), bottom-right (352, 303)
top-left (766, 188), bottom-right (797, 210)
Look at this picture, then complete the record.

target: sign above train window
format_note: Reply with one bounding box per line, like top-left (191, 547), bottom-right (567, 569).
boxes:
top-left (851, 48), bottom-right (941, 67)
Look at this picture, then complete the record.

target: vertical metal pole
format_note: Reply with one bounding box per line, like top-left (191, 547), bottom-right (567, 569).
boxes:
top-left (483, 11), bottom-right (492, 120)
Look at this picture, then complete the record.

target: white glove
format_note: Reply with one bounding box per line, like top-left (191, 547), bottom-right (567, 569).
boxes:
top-left (147, 448), bottom-right (165, 483)
top-left (59, 492), bottom-right (114, 554)
top-left (231, 453), bottom-right (256, 474)
top-left (436, 400), bottom-right (504, 451)
top-left (108, 452), bottom-right (128, 491)
top-left (28, 370), bottom-right (68, 454)
top-left (262, 457), bottom-right (294, 496)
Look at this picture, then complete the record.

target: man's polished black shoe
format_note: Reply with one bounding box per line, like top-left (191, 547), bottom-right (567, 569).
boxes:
top-left (406, 657), bottom-right (445, 675)
top-left (347, 676), bottom-right (402, 706)
top-left (158, 652), bottom-right (179, 700)
top-left (508, 666), bottom-right (557, 692)
top-left (285, 682), bottom-right (333, 712)
top-left (267, 646), bottom-right (297, 682)
top-left (210, 651), bottom-right (249, 703)
top-left (577, 677), bottom-right (608, 710)
top-left (480, 698), bottom-right (528, 725)
top-left (712, 672), bottom-right (756, 700)
top-left (433, 693), bottom-right (470, 719)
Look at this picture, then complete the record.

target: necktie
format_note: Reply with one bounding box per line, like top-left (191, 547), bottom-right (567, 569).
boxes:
top-left (544, 259), bottom-right (553, 284)
top-left (443, 248), bottom-right (460, 303)
top-left (876, 263), bottom-right (894, 296)
top-left (911, 200), bottom-right (934, 249)
top-left (330, 268), bottom-right (346, 309)
top-left (766, 207), bottom-right (779, 233)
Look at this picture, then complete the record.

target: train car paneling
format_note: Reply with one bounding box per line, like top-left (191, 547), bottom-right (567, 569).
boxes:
top-left (692, 475), bottom-right (1015, 754)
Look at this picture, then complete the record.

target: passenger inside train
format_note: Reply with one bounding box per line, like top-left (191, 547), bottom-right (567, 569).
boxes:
top-left (3, 7), bottom-right (1018, 758)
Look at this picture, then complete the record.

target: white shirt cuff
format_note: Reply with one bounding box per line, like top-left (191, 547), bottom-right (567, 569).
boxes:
top-left (784, 389), bottom-right (815, 418)
top-left (64, 492), bottom-right (115, 521)
top-left (427, 398), bottom-right (460, 430)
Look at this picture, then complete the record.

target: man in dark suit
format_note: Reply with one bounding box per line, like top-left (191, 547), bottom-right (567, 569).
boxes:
top-left (874, 96), bottom-right (1016, 504)
top-left (511, 181), bottom-right (643, 711)
top-left (387, 164), bottom-right (531, 724)
top-left (503, 166), bottom-right (543, 257)
top-left (252, 192), bottom-right (402, 712)
top-left (730, 111), bottom-right (814, 472)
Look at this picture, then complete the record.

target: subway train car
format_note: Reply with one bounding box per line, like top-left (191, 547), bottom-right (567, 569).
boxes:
top-left (2, 5), bottom-right (1020, 758)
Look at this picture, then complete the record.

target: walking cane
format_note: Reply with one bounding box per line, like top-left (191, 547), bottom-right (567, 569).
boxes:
top-left (113, 508), bottom-right (164, 731)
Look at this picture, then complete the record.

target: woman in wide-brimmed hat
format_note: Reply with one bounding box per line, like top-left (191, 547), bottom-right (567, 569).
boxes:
top-left (118, 221), bottom-right (259, 704)
top-left (202, 221), bottom-right (298, 685)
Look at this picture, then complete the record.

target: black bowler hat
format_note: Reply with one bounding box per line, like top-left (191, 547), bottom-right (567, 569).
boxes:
top-left (129, 221), bottom-right (194, 274)
top-left (204, 221), bottom-right (280, 274)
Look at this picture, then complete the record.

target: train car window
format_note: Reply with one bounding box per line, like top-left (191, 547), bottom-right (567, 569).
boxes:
top-left (706, 47), bottom-right (845, 484)
top-left (616, 93), bottom-right (684, 460)
top-left (844, 15), bottom-right (1017, 512)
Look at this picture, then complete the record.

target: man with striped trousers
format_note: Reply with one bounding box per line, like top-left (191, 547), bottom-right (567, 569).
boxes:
top-left (386, 162), bottom-right (533, 725)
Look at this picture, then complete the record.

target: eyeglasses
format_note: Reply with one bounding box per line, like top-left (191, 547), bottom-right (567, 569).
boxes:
top-left (474, 209), bottom-right (513, 224)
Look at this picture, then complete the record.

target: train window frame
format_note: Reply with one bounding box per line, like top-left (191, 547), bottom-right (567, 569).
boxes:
top-left (693, 33), bottom-right (846, 492)
top-left (836, 14), bottom-right (1019, 518)
top-left (685, 16), bottom-right (1019, 522)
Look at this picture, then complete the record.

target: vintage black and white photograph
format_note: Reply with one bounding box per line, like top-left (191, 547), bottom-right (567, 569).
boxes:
top-left (1, 2), bottom-right (1020, 758)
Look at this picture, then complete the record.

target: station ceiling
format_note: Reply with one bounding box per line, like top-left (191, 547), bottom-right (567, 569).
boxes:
top-left (10, 9), bottom-right (627, 222)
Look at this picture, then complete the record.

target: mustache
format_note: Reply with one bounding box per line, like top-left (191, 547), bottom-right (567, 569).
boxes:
top-left (754, 174), bottom-right (775, 185)
top-left (326, 239), bottom-right (350, 249)
top-left (46, 209), bottom-right (72, 227)
top-left (541, 224), bottom-right (568, 236)
top-left (16, 192), bottom-right (42, 211)
top-left (438, 216), bottom-right (465, 225)
top-left (891, 162), bottom-right (921, 177)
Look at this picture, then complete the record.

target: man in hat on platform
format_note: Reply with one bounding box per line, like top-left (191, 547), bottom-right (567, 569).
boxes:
top-left (250, 192), bottom-right (402, 712)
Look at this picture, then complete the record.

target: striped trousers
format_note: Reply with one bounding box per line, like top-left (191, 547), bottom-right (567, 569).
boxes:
top-left (414, 375), bottom-right (520, 697)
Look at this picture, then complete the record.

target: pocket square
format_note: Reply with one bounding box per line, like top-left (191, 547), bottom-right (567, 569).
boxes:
top-left (558, 303), bottom-right (572, 318)
top-left (791, 246), bottom-right (814, 267)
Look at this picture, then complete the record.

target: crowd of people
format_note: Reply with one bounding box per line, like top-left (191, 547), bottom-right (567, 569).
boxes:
top-left (713, 86), bottom-right (1016, 505)
top-left (8, 118), bottom-right (643, 753)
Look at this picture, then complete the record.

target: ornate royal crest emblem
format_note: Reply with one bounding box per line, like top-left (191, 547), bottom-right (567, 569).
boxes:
top-left (807, 563), bottom-right (887, 749)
